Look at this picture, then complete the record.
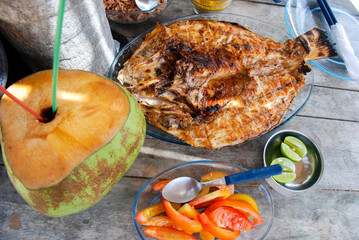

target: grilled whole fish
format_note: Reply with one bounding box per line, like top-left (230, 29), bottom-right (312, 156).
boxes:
top-left (118, 20), bottom-right (336, 149)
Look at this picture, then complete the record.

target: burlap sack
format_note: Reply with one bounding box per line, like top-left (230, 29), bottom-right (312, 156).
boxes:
top-left (0, 0), bottom-right (117, 76)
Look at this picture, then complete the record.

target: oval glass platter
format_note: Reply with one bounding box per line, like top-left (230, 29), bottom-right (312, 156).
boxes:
top-left (108, 13), bottom-right (314, 146)
top-left (285, 0), bottom-right (359, 81)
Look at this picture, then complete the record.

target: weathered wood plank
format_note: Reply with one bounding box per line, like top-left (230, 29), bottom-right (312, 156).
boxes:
top-left (0, 171), bottom-right (142, 240)
top-left (267, 189), bottom-right (359, 239)
top-left (1, 167), bottom-right (358, 240)
top-left (1, 1), bottom-right (358, 240)
top-left (312, 68), bottom-right (359, 91)
top-left (298, 85), bottom-right (359, 121)
top-left (125, 116), bottom-right (359, 192)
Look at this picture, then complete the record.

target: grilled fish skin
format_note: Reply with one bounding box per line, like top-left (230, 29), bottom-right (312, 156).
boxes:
top-left (118, 20), bottom-right (336, 149)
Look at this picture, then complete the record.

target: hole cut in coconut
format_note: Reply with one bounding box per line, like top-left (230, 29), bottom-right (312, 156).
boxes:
top-left (40, 107), bottom-right (56, 123)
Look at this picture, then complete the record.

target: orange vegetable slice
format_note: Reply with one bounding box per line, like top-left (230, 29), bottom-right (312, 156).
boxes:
top-left (178, 203), bottom-right (200, 220)
top-left (162, 197), bottom-right (203, 233)
top-left (144, 226), bottom-right (197, 240)
top-left (189, 188), bottom-right (231, 209)
top-left (201, 171), bottom-right (235, 194)
top-left (141, 216), bottom-right (174, 228)
top-left (135, 202), bottom-right (165, 223)
top-left (153, 179), bottom-right (172, 191)
top-left (228, 193), bottom-right (259, 212)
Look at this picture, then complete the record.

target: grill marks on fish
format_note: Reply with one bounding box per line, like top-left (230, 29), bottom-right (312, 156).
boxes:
top-left (118, 20), bottom-right (336, 149)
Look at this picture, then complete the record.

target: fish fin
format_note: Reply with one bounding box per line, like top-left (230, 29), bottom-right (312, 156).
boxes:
top-left (296, 27), bottom-right (337, 61)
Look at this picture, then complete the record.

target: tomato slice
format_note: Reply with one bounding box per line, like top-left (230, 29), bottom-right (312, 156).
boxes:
top-left (153, 180), bottom-right (172, 191)
top-left (144, 226), bottom-right (197, 240)
top-left (207, 206), bottom-right (253, 231)
top-left (162, 197), bottom-right (203, 233)
top-left (135, 202), bottom-right (165, 223)
top-left (205, 200), bottom-right (263, 227)
top-left (141, 216), bottom-right (174, 228)
top-left (228, 193), bottom-right (259, 212)
top-left (197, 213), bottom-right (241, 240)
top-left (201, 171), bottom-right (235, 194)
top-left (189, 188), bottom-right (231, 209)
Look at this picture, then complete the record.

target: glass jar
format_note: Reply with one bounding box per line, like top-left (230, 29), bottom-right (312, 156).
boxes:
top-left (191, 0), bottom-right (232, 13)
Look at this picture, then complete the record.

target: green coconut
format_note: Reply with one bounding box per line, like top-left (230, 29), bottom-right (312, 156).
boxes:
top-left (0, 70), bottom-right (146, 217)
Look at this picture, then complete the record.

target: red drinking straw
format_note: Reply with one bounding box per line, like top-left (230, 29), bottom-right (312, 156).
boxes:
top-left (0, 84), bottom-right (45, 122)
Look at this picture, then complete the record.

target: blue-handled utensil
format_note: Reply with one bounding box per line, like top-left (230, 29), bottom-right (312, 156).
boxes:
top-left (316, 0), bottom-right (359, 81)
top-left (162, 164), bottom-right (283, 203)
top-left (317, 0), bottom-right (337, 26)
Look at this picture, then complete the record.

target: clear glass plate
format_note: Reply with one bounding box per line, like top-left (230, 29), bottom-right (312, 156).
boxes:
top-left (285, 0), bottom-right (359, 81)
top-left (108, 13), bottom-right (314, 145)
top-left (132, 160), bottom-right (274, 240)
top-left (105, 0), bottom-right (172, 24)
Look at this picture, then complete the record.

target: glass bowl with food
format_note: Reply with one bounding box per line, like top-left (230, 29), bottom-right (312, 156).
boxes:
top-left (133, 160), bottom-right (274, 240)
top-left (103, 0), bottom-right (172, 24)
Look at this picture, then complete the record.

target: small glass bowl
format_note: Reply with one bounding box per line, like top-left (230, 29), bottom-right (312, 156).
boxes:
top-left (263, 129), bottom-right (324, 197)
top-left (105, 0), bottom-right (172, 24)
top-left (133, 160), bottom-right (274, 240)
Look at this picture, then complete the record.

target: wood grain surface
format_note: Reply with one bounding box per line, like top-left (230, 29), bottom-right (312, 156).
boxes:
top-left (1, 0), bottom-right (358, 239)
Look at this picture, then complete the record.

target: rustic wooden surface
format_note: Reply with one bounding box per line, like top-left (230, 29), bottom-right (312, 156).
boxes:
top-left (1, 0), bottom-right (359, 239)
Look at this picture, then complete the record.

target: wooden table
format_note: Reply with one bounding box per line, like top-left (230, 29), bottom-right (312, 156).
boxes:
top-left (1, 0), bottom-right (359, 239)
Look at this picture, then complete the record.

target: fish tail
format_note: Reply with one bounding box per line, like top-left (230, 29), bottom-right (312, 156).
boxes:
top-left (296, 27), bottom-right (337, 61)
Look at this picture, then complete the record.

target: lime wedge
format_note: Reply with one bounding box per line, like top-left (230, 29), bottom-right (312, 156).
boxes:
top-left (281, 142), bottom-right (302, 162)
top-left (270, 157), bottom-right (296, 173)
top-left (284, 136), bottom-right (307, 158)
top-left (270, 157), bottom-right (296, 183)
top-left (272, 172), bottom-right (296, 184)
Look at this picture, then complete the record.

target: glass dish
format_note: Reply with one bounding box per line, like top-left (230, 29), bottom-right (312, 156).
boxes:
top-left (108, 13), bottom-right (314, 145)
top-left (285, 0), bottom-right (359, 81)
top-left (105, 0), bottom-right (172, 24)
top-left (132, 160), bottom-right (274, 240)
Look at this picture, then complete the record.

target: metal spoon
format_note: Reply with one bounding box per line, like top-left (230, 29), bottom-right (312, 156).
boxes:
top-left (162, 164), bottom-right (283, 203)
top-left (135, 0), bottom-right (158, 11)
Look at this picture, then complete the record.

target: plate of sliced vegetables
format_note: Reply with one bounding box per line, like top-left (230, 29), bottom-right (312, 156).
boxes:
top-left (133, 160), bottom-right (274, 240)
